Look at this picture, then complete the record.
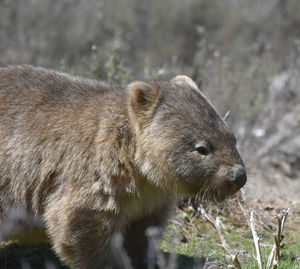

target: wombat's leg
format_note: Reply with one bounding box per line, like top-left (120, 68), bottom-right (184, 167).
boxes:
top-left (123, 204), bottom-right (171, 269)
top-left (44, 200), bottom-right (118, 269)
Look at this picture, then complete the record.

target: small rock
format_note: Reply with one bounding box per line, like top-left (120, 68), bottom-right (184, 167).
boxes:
top-left (179, 233), bottom-right (188, 243)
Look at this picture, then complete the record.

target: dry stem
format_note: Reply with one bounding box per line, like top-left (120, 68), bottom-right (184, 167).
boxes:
top-left (266, 208), bottom-right (290, 269)
top-left (198, 205), bottom-right (242, 269)
top-left (250, 211), bottom-right (264, 269)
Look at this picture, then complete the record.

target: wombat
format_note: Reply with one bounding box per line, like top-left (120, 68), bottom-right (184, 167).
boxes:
top-left (0, 65), bottom-right (246, 268)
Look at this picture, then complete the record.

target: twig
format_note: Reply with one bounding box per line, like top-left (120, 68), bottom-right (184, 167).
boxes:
top-left (232, 254), bottom-right (242, 269)
top-left (266, 208), bottom-right (290, 269)
top-left (199, 205), bottom-right (235, 255)
top-left (266, 244), bottom-right (276, 269)
top-left (250, 211), bottom-right (264, 269)
top-left (198, 205), bottom-right (242, 269)
top-left (238, 198), bottom-right (249, 223)
top-left (223, 110), bottom-right (231, 121)
top-left (273, 234), bottom-right (280, 269)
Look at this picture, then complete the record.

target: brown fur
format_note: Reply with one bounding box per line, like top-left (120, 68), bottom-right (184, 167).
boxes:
top-left (0, 66), bottom-right (246, 268)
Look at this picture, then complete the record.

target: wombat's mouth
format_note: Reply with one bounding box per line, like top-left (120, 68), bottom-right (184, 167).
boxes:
top-left (190, 175), bottom-right (246, 203)
top-left (207, 164), bottom-right (247, 202)
top-left (194, 186), bottom-right (238, 203)
top-left (177, 165), bottom-right (247, 202)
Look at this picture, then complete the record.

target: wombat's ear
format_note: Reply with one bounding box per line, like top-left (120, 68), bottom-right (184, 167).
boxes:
top-left (128, 81), bottom-right (160, 126)
top-left (171, 75), bottom-right (199, 91)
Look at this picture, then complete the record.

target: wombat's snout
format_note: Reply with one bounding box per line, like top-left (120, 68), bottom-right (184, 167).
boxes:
top-left (232, 164), bottom-right (247, 190)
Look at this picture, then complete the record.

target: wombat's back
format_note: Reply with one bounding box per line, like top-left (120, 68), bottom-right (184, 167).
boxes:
top-left (0, 65), bottom-right (125, 214)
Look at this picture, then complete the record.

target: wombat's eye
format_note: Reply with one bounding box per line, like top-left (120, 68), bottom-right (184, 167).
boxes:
top-left (193, 141), bottom-right (211, 156)
top-left (196, 146), bottom-right (209, 155)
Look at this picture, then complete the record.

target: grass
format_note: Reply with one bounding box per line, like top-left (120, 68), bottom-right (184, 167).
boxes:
top-left (161, 205), bottom-right (300, 268)
top-left (1, 204), bottom-right (300, 268)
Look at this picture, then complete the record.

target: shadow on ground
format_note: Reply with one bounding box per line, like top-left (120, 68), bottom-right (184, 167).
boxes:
top-left (0, 243), bottom-right (67, 269)
top-left (0, 243), bottom-right (207, 269)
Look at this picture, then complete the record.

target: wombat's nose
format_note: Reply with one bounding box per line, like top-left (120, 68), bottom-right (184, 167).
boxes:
top-left (234, 165), bottom-right (247, 189)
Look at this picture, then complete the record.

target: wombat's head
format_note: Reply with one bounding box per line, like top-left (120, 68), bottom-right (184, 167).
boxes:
top-left (128, 76), bottom-right (246, 201)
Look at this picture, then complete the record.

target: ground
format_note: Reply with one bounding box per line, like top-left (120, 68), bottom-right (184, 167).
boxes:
top-left (1, 196), bottom-right (300, 268)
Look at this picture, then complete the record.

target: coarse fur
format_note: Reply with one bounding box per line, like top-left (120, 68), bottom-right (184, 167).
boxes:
top-left (0, 66), bottom-right (246, 268)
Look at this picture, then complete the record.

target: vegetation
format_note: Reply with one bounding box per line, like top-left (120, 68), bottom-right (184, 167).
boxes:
top-left (1, 201), bottom-right (299, 268)
top-left (161, 200), bottom-right (300, 268)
